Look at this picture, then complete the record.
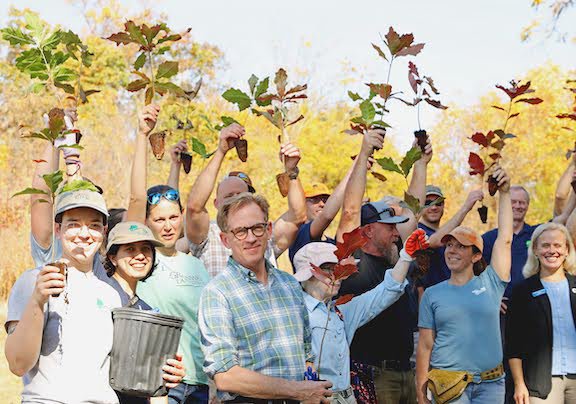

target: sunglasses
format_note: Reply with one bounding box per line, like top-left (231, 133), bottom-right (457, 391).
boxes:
top-left (227, 171), bottom-right (255, 193)
top-left (424, 199), bottom-right (444, 207)
top-left (147, 189), bottom-right (180, 205)
top-left (307, 195), bottom-right (329, 204)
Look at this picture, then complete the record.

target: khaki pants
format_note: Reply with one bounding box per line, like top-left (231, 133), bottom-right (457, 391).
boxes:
top-left (373, 368), bottom-right (417, 404)
top-left (529, 376), bottom-right (576, 403)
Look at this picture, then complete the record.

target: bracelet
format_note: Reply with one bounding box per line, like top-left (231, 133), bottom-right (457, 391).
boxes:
top-left (287, 167), bottom-right (299, 180)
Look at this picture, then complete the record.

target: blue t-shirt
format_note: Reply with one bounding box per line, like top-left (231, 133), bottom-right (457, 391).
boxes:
top-left (418, 265), bottom-right (508, 375)
top-left (482, 223), bottom-right (536, 298)
top-left (288, 221), bottom-right (336, 270)
top-left (417, 223), bottom-right (450, 288)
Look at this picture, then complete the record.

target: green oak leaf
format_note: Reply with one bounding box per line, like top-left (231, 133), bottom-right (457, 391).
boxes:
top-left (155, 61), bottom-right (179, 80)
top-left (360, 100), bottom-right (376, 123)
top-left (400, 146), bottom-right (422, 177)
top-left (134, 52), bottom-right (147, 70)
top-left (222, 88), bottom-right (252, 111)
top-left (11, 187), bottom-right (49, 198)
top-left (376, 157), bottom-right (404, 176)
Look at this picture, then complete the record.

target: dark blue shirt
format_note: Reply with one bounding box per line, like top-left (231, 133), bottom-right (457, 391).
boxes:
top-left (417, 223), bottom-right (451, 289)
top-left (288, 221), bottom-right (336, 271)
top-left (482, 223), bottom-right (537, 298)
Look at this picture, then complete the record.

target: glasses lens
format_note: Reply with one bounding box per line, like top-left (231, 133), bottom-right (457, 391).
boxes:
top-left (252, 223), bottom-right (267, 237)
top-left (165, 189), bottom-right (180, 201)
top-left (232, 227), bottom-right (248, 240)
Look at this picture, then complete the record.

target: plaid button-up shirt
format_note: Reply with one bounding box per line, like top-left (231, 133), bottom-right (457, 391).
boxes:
top-left (190, 221), bottom-right (279, 278)
top-left (199, 257), bottom-right (312, 401)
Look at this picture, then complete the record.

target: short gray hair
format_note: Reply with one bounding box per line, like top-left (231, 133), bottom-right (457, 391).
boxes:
top-left (216, 192), bottom-right (270, 232)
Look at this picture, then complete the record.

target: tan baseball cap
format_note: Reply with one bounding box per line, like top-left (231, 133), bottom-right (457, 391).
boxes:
top-left (303, 183), bottom-right (331, 199)
top-left (106, 221), bottom-right (164, 253)
top-left (441, 226), bottom-right (483, 252)
top-left (54, 189), bottom-right (108, 221)
top-left (293, 242), bottom-right (338, 282)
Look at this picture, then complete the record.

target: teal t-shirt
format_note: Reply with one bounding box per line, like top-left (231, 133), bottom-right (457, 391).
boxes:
top-left (138, 251), bottom-right (210, 385)
top-left (418, 265), bottom-right (508, 375)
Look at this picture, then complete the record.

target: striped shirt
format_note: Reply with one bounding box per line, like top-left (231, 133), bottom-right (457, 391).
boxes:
top-left (199, 257), bottom-right (312, 401)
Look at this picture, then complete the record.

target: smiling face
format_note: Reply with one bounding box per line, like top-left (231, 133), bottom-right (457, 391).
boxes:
top-left (534, 229), bottom-right (568, 274)
top-left (444, 236), bottom-right (482, 273)
top-left (422, 194), bottom-right (445, 225)
top-left (510, 188), bottom-right (529, 223)
top-left (220, 202), bottom-right (271, 271)
top-left (145, 199), bottom-right (183, 250)
top-left (56, 207), bottom-right (106, 267)
top-left (109, 241), bottom-right (154, 282)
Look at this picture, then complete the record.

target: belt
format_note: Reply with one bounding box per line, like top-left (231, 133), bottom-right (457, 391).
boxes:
top-left (333, 387), bottom-right (354, 399)
top-left (479, 363), bottom-right (505, 381)
top-left (380, 359), bottom-right (414, 371)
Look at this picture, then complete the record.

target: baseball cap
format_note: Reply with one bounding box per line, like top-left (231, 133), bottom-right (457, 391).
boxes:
top-left (227, 171), bottom-right (256, 193)
top-left (106, 221), bottom-right (164, 253)
top-left (361, 200), bottom-right (409, 226)
top-left (425, 185), bottom-right (444, 198)
top-left (54, 189), bottom-right (108, 222)
top-left (304, 183), bottom-right (331, 199)
top-left (441, 226), bottom-right (483, 252)
top-left (293, 242), bottom-right (338, 282)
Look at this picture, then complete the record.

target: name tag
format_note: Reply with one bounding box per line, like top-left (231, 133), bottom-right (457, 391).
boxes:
top-left (532, 289), bottom-right (547, 297)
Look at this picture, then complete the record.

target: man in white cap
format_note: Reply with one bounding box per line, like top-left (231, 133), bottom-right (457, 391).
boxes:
top-left (294, 234), bottom-right (428, 403)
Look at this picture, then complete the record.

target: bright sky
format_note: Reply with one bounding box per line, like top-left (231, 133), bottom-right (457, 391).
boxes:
top-left (2, 0), bottom-right (574, 147)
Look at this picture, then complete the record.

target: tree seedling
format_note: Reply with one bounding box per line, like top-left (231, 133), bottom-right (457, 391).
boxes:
top-left (223, 69), bottom-right (308, 196)
top-left (106, 20), bottom-right (190, 159)
top-left (469, 80), bottom-right (543, 223)
top-left (220, 74), bottom-right (271, 162)
top-left (406, 62), bottom-right (447, 152)
top-left (310, 227), bottom-right (367, 380)
top-left (345, 27), bottom-right (424, 137)
top-left (1, 11), bottom-right (100, 107)
top-left (170, 78), bottom-right (208, 173)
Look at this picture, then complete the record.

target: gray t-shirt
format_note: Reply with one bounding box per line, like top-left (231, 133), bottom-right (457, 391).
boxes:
top-left (6, 267), bottom-right (122, 403)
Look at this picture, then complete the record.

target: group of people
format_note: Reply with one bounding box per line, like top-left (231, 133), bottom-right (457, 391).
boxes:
top-left (4, 103), bottom-right (576, 404)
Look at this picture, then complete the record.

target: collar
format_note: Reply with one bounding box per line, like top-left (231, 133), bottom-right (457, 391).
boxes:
top-left (516, 222), bottom-right (532, 236)
top-left (228, 256), bottom-right (276, 284)
top-left (304, 292), bottom-right (328, 313)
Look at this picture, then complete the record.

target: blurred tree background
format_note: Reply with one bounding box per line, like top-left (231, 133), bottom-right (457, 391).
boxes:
top-left (0, 0), bottom-right (574, 400)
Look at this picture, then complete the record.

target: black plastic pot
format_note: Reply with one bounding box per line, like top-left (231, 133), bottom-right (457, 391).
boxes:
top-left (414, 129), bottom-right (427, 152)
top-left (109, 308), bottom-right (184, 397)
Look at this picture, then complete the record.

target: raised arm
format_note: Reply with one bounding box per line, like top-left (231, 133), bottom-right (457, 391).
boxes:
top-left (554, 159), bottom-right (575, 216)
top-left (336, 129), bottom-right (385, 242)
top-left (490, 165), bottom-right (512, 280)
top-left (167, 140), bottom-right (188, 191)
top-left (125, 104), bottom-right (159, 223)
top-left (427, 190), bottom-right (484, 248)
top-left (30, 144), bottom-right (59, 248)
top-left (185, 124), bottom-right (244, 244)
top-left (273, 143), bottom-right (306, 254)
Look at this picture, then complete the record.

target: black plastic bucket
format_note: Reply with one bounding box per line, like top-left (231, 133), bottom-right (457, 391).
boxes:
top-left (110, 308), bottom-right (184, 397)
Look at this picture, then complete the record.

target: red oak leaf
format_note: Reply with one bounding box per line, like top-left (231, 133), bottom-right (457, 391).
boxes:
top-left (471, 132), bottom-right (489, 147)
top-left (468, 152), bottom-right (485, 176)
top-left (335, 227), bottom-right (368, 261)
top-left (333, 263), bottom-right (359, 281)
top-left (515, 97), bottom-right (543, 105)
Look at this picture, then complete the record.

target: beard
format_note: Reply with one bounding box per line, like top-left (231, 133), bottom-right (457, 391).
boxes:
top-left (381, 241), bottom-right (400, 265)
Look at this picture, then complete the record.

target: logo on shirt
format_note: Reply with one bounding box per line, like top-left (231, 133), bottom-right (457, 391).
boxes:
top-left (169, 271), bottom-right (204, 286)
top-left (472, 287), bottom-right (486, 296)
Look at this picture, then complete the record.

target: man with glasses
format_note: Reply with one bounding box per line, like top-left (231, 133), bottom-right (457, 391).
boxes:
top-left (199, 192), bottom-right (332, 403)
top-left (415, 185), bottom-right (484, 292)
top-left (184, 123), bottom-right (306, 277)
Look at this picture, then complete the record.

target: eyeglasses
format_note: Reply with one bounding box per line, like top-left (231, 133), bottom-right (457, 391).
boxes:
top-left (63, 222), bottom-right (104, 237)
top-left (147, 189), bottom-right (180, 205)
top-left (307, 195), bottom-right (329, 204)
top-left (229, 222), bottom-right (268, 240)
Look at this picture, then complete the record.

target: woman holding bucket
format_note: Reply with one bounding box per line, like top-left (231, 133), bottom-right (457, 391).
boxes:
top-left (415, 165), bottom-right (513, 404)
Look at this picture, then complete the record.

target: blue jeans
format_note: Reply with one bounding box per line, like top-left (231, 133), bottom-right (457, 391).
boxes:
top-left (168, 383), bottom-right (209, 404)
top-left (434, 378), bottom-right (505, 404)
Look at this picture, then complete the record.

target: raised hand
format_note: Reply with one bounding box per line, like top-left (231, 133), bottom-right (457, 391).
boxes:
top-left (139, 104), bottom-right (160, 136)
top-left (218, 123), bottom-right (245, 154)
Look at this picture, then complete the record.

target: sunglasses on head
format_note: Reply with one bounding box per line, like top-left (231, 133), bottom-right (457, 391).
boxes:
top-left (147, 189), bottom-right (180, 205)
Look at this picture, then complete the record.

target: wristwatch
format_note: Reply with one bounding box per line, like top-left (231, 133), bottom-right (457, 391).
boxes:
top-left (287, 167), bottom-right (300, 180)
